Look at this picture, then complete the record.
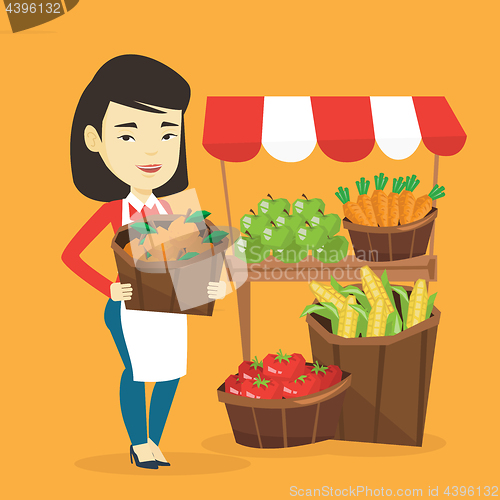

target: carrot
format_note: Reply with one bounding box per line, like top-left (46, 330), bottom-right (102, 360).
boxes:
top-left (372, 173), bottom-right (389, 227)
top-left (399, 175), bottom-right (420, 225)
top-left (355, 177), bottom-right (378, 226)
top-left (335, 187), bottom-right (370, 226)
top-left (388, 177), bottom-right (406, 226)
top-left (411, 184), bottom-right (445, 222)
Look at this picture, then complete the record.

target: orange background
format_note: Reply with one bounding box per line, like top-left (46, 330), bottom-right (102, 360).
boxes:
top-left (1, 1), bottom-right (498, 497)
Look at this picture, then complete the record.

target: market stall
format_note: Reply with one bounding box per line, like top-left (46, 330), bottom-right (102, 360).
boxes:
top-left (202, 96), bottom-right (466, 360)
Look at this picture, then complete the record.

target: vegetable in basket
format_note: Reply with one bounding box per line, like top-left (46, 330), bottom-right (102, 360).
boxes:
top-left (225, 374), bottom-right (241, 396)
top-left (241, 374), bottom-right (283, 400)
top-left (355, 177), bottom-right (377, 227)
top-left (302, 265), bottom-right (437, 338)
top-left (399, 175), bottom-right (421, 224)
top-left (124, 210), bottom-right (222, 262)
top-left (282, 374), bottom-right (321, 398)
top-left (305, 361), bottom-right (342, 390)
top-left (263, 350), bottom-right (306, 381)
top-left (411, 184), bottom-right (445, 222)
top-left (239, 357), bottom-right (264, 382)
top-left (335, 186), bottom-right (370, 226)
top-left (388, 177), bottom-right (406, 226)
top-left (372, 173), bottom-right (389, 227)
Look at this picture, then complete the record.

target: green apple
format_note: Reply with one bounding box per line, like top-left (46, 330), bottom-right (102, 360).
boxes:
top-left (310, 212), bottom-right (341, 237)
top-left (296, 222), bottom-right (327, 249)
top-left (275, 209), bottom-right (302, 232)
top-left (234, 232), bottom-right (271, 263)
top-left (258, 194), bottom-right (290, 221)
top-left (293, 194), bottom-right (325, 221)
top-left (274, 240), bottom-right (310, 263)
top-left (240, 209), bottom-right (270, 235)
top-left (313, 236), bottom-right (349, 263)
top-left (261, 221), bottom-right (293, 249)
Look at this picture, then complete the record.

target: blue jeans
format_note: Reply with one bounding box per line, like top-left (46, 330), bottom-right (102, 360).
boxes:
top-left (104, 299), bottom-right (179, 446)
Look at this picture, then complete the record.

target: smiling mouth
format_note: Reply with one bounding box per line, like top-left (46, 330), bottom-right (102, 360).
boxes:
top-left (136, 164), bottom-right (162, 173)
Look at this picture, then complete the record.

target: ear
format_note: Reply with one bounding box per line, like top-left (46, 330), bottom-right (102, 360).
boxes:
top-left (84, 125), bottom-right (102, 153)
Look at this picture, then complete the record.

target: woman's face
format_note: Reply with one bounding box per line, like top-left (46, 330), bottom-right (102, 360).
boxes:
top-left (84, 101), bottom-right (182, 191)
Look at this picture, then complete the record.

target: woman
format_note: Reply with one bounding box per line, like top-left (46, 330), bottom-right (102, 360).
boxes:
top-left (62, 55), bottom-right (226, 469)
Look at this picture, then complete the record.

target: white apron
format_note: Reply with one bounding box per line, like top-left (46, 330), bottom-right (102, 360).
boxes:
top-left (120, 199), bottom-right (188, 382)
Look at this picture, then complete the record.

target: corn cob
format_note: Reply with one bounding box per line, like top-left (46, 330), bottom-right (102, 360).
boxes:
top-left (366, 297), bottom-right (388, 337)
top-left (337, 295), bottom-right (359, 338)
top-left (309, 281), bottom-right (346, 311)
top-left (360, 266), bottom-right (394, 314)
top-left (407, 279), bottom-right (428, 327)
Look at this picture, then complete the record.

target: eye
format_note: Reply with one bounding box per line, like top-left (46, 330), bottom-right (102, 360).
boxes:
top-left (118, 135), bottom-right (136, 142)
top-left (162, 133), bottom-right (177, 141)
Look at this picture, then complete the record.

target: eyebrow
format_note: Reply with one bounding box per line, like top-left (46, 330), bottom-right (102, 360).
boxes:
top-left (115, 122), bottom-right (137, 128)
top-left (161, 121), bottom-right (180, 127)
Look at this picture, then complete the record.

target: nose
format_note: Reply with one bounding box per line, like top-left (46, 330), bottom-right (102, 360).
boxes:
top-left (145, 151), bottom-right (158, 156)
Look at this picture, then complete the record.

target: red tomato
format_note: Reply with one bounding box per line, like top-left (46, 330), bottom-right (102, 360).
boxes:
top-left (306, 362), bottom-right (342, 390)
top-left (263, 350), bottom-right (306, 381)
top-left (241, 375), bottom-right (283, 399)
top-left (238, 356), bottom-right (264, 382)
top-left (225, 374), bottom-right (241, 396)
top-left (282, 374), bottom-right (322, 398)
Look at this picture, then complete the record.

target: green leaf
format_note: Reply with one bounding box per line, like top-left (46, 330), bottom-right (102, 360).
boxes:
top-left (329, 276), bottom-right (344, 293)
top-left (139, 236), bottom-right (146, 245)
top-left (349, 304), bottom-right (369, 337)
top-left (381, 272), bottom-right (403, 335)
top-left (178, 252), bottom-right (199, 261)
top-left (250, 356), bottom-right (263, 370)
top-left (385, 310), bottom-right (402, 336)
top-left (300, 304), bottom-right (327, 318)
top-left (341, 286), bottom-right (372, 312)
top-left (186, 210), bottom-right (211, 223)
top-left (295, 375), bottom-right (307, 383)
top-left (426, 292), bottom-right (438, 319)
top-left (253, 374), bottom-right (270, 389)
top-left (381, 270), bottom-right (397, 312)
top-left (274, 349), bottom-right (292, 364)
top-left (203, 230), bottom-right (229, 244)
top-left (311, 361), bottom-right (327, 375)
top-left (320, 302), bottom-right (340, 320)
top-left (391, 286), bottom-right (410, 330)
top-left (349, 304), bottom-right (368, 322)
top-left (130, 222), bottom-right (158, 235)
top-left (145, 251), bottom-right (152, 259)
top-left (309, 302), bottom-right (341, 336)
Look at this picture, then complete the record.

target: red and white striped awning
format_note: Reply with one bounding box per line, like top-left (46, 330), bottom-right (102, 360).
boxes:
top-left (202, 96), bottom-right (466, 163)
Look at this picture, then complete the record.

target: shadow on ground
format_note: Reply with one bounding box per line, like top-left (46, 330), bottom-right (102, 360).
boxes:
top-left (201, 433), bottom-right (446, 458)
top-left (74, 452), bottom-right (251, 476)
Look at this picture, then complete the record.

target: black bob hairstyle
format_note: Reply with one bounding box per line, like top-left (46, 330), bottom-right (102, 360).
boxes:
top-left (70, 55), bottom-right (191, 202)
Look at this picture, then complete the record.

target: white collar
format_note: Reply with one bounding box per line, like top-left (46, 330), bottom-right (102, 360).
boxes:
top-left (125, 192), bottom-right (159, 212)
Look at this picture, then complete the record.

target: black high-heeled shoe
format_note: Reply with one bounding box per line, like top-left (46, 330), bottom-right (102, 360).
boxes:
top-left (155, 458), bottom-right (171, 467)
top-left (130, 445), bottom-right (158, 469)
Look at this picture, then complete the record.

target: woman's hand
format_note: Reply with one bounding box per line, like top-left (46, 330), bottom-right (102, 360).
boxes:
top-left (110, 282), bottom-right (133, 301)
top-left (207, 281), bottom-right (226, 300)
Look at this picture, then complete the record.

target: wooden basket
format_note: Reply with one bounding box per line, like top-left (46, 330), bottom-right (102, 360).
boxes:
top-left (217, 371), bottom-right (351, 448)
top-left (306, 286), bottom-right (440, 447)
top-left (344, 208), bottom-right (437, 261)
top-left (111, 215), bottom-right (229, 316)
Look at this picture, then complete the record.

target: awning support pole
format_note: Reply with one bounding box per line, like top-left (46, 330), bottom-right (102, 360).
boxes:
top-left (429, 154), bottom-right (439, 256)
top-left (220, 160), bottom-right (234, 247)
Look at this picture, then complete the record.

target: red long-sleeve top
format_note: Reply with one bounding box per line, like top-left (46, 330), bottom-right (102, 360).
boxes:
top-left (62, 199), bottom-right (172, 298)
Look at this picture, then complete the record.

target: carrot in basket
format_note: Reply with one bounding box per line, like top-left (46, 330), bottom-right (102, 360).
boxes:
top-left (355, 177), bottom-right (378, 226)
top-left (388, 177), bottom-right (406, 226)
top-left (335, 187), bottom-right (370, 226)
top-left (411, 184), bottom-right (445, 222)
top-left (399, 174), bottom-right (420, 225)
top-left (371, 173), bottom-right (389, 227)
